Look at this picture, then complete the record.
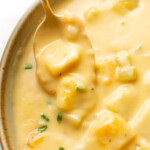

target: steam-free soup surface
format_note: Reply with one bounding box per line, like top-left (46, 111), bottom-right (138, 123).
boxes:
top-left (13, 0), bottom-right (150, 149)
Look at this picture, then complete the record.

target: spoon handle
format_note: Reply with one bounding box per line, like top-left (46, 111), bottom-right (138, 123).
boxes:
top-left (41, 0), bottom-right (55, 18)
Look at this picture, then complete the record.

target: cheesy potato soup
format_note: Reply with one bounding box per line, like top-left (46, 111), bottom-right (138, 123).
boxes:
top-left (12, 0), bottom-right (150, 149)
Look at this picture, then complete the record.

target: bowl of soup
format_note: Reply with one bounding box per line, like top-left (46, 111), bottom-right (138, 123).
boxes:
top-left (1, 0), bottom-right (150, 149)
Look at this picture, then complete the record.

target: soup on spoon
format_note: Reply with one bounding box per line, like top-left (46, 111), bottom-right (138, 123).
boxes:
top-left (34, 0), bottom-right (96, 121)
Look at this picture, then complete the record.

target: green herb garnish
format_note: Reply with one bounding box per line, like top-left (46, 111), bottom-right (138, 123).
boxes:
top-left (38, 125), bottom-right (47, 133)
top-left (24, 65), bottom-right (32, 69)
top-left (59, 147), bottom-right (64, 150)
top-left (47, 100), bottom-right (53, 105)
top-left (76, 84), bottom-right (85, 91)
top-left (41, 114), bottom-right (50, 122)
top-left (57, 112), bottom-right (63, 122)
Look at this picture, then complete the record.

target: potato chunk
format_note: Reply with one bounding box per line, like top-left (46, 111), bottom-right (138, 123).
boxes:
top-left (136, 139), bottom-right (150, 150)
top-left (112, 0), bottom-right (139, 14)
top-left (65, 25), bottom-right (79, 40)
top-left (96, 56), bottom-right (117, 85)
top-left (41, 40), bottom-right (80, 76)
top-left (116, 51), bottom-right (131, 66)
top-left (84, 7), bottom-right (99, 21)
top-left (105, 84), bottom-right (136, 120)
top-left (116, 66), bottom-right (137, 82)
top-left (57, 89), bottom-right (74, 111)
top-left (143, 71), bottom-right (150, 90)
top-left (122, 137), bottom-right (150, 150)
top-left (56, 77), bottom-right (76, 111)
top-left (132, 99), bottom-right (150, 139)
top-left (27, 129), bottom-right (45, 148)
top-left (56, 76), bottom-right (86, 111)
top-left (65, 109), bottom-right (86, 127)
top-left (90, 111), bottom-right (135, 149)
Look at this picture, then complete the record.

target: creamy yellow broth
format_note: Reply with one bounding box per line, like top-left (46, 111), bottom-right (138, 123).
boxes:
top-left (12, 0), bottom-right (150, 149)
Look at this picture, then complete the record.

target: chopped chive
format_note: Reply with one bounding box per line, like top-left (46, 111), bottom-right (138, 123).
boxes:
top-left (24, 65), bottom-right (32, 69)
top-left (59, 147), bottom-right (64, 150)
top-left (38, 125), bottom-right (47, 133)
top-left (41, 114), bottom-right (50, 122)
top-left (76, 85), bottom-right (85, 91)
top-left (47, 99), bottom-right (53, 105)
top-left (47, 101), bottom-right (52, 105)
top-left (57, 112), bottom-right (63, 122)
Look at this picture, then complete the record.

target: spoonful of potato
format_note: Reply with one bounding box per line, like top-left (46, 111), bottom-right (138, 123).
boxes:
top-left (34, 0), bottom-right (96, 113)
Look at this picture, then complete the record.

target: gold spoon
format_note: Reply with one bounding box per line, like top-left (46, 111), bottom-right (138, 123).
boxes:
top-left (33, 0), bottom-right (96, 100)
top-left (34, 0), bottom-right (62, 55)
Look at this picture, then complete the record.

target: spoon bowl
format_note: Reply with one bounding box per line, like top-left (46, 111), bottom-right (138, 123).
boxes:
top-left (33, 0), bottom-right (97, 101)
top-left (34, 0), bottom-right (62, 55)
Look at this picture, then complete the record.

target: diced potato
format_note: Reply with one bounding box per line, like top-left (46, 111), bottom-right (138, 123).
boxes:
top-left (116, 51), bottom-right (131, 66)
top-left (57, 89), bottom-right (74, 111)
top-left (143, 71), bottom-right (150, 89)
top-left (63, 10), bottom-right (78, 25)
top-left (121, 138), bottom-right (150, 150)
top-left (65, 109), bottom-right (86, 127)
top-left (84, 7), bottom-right (99, 21)
top-left (137, 139), bottom-right (150, 150)
top-left (112, 0), bottom-right (139, 14)
top-left (105, 85), bottom-right (136, 120)
top-left (41, 40), bottom-right (80, 76)
top-left (65, 25), bottom-right (79, 40)
top-left (96, 56), bottom-right (117, 85)
top-left (91, 111), bottom-right (135, 149)
top-left (116, 66), bottom-right (137, 82)
top-left (131, 99), bottom-right (150, 139)
top-left (63, 10), bottom-right (74, 22)
top-left (27, 129), bottom-right (45, 148)
top-left (56, 76), bottom-right (85, 110)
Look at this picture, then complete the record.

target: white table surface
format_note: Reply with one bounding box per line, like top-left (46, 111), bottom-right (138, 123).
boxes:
top-left (0, 0), bottom-right (36, 59)
top-left (0, 0), bottom-right (36, 149)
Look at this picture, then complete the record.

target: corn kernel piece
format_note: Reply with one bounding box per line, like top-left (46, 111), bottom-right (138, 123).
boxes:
top-left (27, 130), bottom-right (45, 148)
top-left (65, 109), bottom-right (86, 127)
top-left (116, 66), bottom-right (137, 82)
top-left (105, 85), bottom-right (136, 120)
top-left (112, 0), bottom-right (139, 14)
top-left (42, 40), bottom-right (80, 76)
top-left (92, 111), bottom-right (135, 149)
top-left (116, 51), bottom-right (131, 66)
top-left (132, 99), bottom-right (150, 139)
top-left (84, 7), bottom-right (99, 21)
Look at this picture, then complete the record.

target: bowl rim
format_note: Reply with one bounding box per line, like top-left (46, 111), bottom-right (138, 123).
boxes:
top-left (0, 1), bottom-right (41, 149)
